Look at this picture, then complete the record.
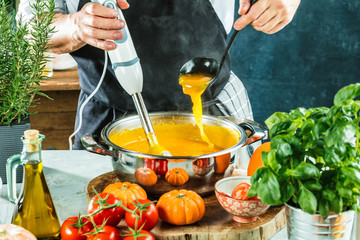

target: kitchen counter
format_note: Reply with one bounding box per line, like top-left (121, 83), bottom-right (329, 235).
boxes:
top-left (0, 150), bottom-right (354, 240)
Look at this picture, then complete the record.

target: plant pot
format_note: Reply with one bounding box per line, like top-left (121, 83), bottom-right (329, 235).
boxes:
top-left (0, 117), bottom-right (30, 184)
top-left (285, 203), bottom-right (355, 240)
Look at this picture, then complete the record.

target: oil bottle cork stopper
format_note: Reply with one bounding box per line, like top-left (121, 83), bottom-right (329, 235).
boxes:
top-left (24, 130), bottom-right (39, 140)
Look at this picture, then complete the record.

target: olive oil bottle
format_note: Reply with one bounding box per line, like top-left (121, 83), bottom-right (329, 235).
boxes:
top-left (6, 130), bottom-right (61, 239)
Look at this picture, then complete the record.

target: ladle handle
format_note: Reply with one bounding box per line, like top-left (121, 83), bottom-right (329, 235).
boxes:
top-left (219, 0), bottom-right (258, 70)
top-left (219, 30), bottom-right (239, 70)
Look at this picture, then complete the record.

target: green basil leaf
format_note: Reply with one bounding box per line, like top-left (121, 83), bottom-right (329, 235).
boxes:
top-left (280, 182), bottom-right (295, 203)
top-left (303, 180), bottom-right (323, 191)
top-left (292, 162), bottom-right (320, 180)
top-left (341, 167), bottom-right (360, 188)
top-left (322, 189), bottom-right (336, 201)
top-left (324, 148), bottom-right (341, 168)
top-left (262, 151), bottom-right (280, 172)
top-left (301, 119), bottom-right (315, 136)
top-left (319, 197), bottom-right (330, 218)
top-left (265, 112), bottom-right (290, 130)
top-left (334, 83), bottom-right (360, 106)
top-left (330, 196), bottom-right (343, 214)
top-left (298, 186), bottom-right (317, 214)
top-left (253, 168), bottom-right (281, 205)
top-left (325, 116), bottom-right (356, 147)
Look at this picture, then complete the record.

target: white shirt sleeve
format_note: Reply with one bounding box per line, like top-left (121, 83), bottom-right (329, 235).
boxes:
top-left (209, 0), bottom-right (235, 34)
top-left (17, 0), bottom-right (66, 22)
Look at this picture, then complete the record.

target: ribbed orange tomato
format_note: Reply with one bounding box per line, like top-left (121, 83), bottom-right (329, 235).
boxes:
top-left (156, 189), bottom-right (205, 225)
top-left (165, 168), bottom-right (189, 186)
top-left (247, 141), bottom-right (270, 176)
top-left (135, 167), bottom-right (157, 186)
top-left (102, 182), bottom-right (147, 206)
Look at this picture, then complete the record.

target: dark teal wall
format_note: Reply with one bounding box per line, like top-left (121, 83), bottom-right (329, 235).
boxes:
top-left (230, 0), bottom-right (360, 125)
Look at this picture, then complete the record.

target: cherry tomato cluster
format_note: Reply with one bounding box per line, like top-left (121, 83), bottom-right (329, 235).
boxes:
top-left (60, 191), bottom-right (158, 240)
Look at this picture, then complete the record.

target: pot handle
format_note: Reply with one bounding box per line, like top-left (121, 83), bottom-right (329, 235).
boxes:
top-left (220, 117), bottom-right (268, 146)
top-left (81, 134), bottom-right (115, 157)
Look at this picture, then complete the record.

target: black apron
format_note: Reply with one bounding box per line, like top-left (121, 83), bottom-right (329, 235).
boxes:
top-left (71, 0), bottom-right (231, 149)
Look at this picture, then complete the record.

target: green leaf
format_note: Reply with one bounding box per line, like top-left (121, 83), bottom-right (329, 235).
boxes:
top-left (303, 180), bottom-right (323, 191)
top-left (291, 162), bottom-right (320, 180)
top-left (334, 83), bottom-right (360, 106)
top-left (325, 116), bottom-right (356, 147)
top-left (265, 112), bottom-right (290, 130)
top-left (280, 182), bottom-right (295, 203)
top-left (341, 167), bottom-right (360, 189)
top-left (322, 189), bottom-right (336, 201)
top-left (319, 197), bottom-right (330, 218)
top-left (262, 151), bottom-right (281, 172)
top-left (251, 168), bottom-right (282, 205)
top-left (298, 186), bottom-right (317, 214)
top-left (330, 196), bottom-right (343, 214)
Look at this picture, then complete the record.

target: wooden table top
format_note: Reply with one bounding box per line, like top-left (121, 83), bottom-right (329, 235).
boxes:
top-left (40, 68), bottom-right (80, 91)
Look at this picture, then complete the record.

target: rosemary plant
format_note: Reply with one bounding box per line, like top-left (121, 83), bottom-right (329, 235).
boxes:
top-left (0, 0), bottom-right (55, 126)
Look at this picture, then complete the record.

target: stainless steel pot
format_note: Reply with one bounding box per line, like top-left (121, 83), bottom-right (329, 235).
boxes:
top-left (82, 112), bottom-right (267, 197)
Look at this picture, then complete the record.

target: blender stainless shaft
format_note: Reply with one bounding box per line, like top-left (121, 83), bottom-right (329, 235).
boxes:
top-left (132, 92), bottom-right (155, 136)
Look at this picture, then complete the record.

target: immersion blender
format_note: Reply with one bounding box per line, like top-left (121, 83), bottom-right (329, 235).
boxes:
top-left (92, 0), bottom-right (171, 156)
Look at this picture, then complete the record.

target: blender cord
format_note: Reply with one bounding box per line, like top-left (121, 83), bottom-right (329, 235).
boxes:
top-left (68, 50), bottom-right (109, 150)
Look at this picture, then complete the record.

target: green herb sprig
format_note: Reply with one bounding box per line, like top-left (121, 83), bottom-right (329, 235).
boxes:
top-left (0, 0), bottom-right (55, 125)
top-left (248, 83), bottom-right (360, 217)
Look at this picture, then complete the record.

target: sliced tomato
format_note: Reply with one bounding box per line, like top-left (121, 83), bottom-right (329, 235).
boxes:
top-left (231, 182), bottom-right (259, 200)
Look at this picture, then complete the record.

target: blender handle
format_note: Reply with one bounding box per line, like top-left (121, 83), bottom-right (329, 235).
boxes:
top-left (6, 154), bottom-right (22, 203)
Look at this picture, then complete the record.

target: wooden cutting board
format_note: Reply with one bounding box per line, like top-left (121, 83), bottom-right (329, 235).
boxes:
top-left (86, 171), bottom-right (286, 240)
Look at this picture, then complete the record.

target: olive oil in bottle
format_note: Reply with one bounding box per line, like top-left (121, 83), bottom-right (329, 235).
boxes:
top-left (7, 130), bottom-right (61, 239)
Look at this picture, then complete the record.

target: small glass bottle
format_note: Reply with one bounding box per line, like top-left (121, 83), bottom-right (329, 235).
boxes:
top-left (6, 130), bottom-right (61, 239)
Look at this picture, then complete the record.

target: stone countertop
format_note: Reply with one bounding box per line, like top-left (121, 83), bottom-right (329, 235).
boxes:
top-left (0, 150), bottom-right (113, 224)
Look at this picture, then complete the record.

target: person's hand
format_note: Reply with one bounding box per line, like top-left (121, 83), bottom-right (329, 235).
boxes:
top-left (234, 0), bottom-right (301, 34)
top-left (71, 0), bottom-right (129, 50)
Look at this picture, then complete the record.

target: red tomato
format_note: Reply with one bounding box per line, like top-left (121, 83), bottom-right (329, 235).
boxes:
top-left (87, 225), bottom-right (122, 240)
top-left (231, 182), bottom-right (259, 200)
top-left (125, 199), bottom-right (159, 231)
top-left (123, 230), bottom-right (155, 240)
top-left (87, 192), bottom-right (124, 226)
top-left (61, 216), bottom-right (93, 240)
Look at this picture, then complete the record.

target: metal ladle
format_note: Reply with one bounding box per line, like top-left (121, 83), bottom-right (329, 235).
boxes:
top-left (179, 0), bottom-right (257, 83)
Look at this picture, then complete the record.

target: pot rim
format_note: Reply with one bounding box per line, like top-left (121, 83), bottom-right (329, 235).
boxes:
top-left (100, 111), bottom-right (248, 160)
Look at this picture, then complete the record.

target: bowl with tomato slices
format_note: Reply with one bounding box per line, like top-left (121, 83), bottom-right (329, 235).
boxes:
top-left (214, 176), bottom-right (270, 223)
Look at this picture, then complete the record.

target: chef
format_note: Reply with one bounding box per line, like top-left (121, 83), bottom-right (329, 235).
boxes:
top-left (18, 0), bottom-right (301, 149)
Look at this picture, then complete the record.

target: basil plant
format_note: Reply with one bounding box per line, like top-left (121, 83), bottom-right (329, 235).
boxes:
top-left (248, 83), bottom-right (360, 217)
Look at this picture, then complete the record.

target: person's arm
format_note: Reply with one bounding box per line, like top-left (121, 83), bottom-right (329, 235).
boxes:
top-left (234, 0), bottom-right (301, 34)
top-left (49, 0), bottom-right (129, 54)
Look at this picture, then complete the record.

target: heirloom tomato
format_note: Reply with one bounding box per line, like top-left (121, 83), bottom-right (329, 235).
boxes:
top-left (87, 192), bottom-right (124, 226)
top-left (87, 225), bottom-right (121, 240)
top-left (125, 199), bottom-right (159, 231)
top-left (231, 182), bottom-right (259, 200)
top-left (135, 167), bottom-right (157, 186)
top-left (60, 216), bottom-right (93, 240)
top-left (214, 153), bottom-right (231, 174)
top-left (156, 189), bottom-right (205, 225)
top-left (102, 182), bottom-right (147, 207)
top-left (165, 168), bottom-right (189, 186)
top-left (247, 142), bottom-right (270, 176)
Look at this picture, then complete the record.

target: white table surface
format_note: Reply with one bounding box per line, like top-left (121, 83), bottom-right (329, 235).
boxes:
top-left (0, 150), bottom-right (357, 240)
